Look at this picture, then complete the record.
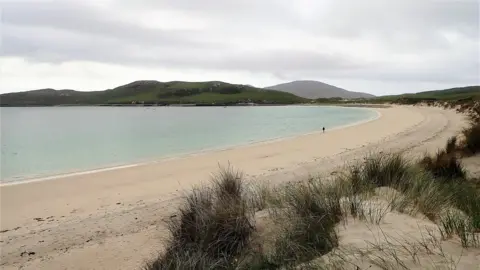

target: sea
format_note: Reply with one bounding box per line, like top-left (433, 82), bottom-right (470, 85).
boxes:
top-left (0, 106), bottom-right (378, 183)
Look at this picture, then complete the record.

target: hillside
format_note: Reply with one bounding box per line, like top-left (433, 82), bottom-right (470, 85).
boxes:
top-left (375, 85), bottom-right (480, 103)
top-left (0, 81), bottom-right (307, 106)
top-left (265, 80), bottom-right (375, 99)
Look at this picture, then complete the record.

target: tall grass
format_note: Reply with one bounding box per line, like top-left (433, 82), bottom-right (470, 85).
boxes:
top-left (439, 210), bottom-right (479, 248)
top-left (459, 102), bottom-right (480, 155)
top-left (418, 135), bottom-right (466, 181)
top-left (271, 179), bottom-right (342, 264)
top-left (359, 153), bottom-right (411, 188)
top-left (445, 136), bottom-right (457, 154)
top-left (144, 149), bottom-right (480, 269)
top-left (462, 122), bottom-right (480, 155)
top-left (420, 150), bottom-right (466, 181)
top-left (240, 178), bottom-right (345, 269)
top-left (343, 153), bottom-right (478, 226)
top-left (393, 170), bottom-right (453, 220)
top-left (144, 166), bottom-right (255, 270)
top-left (415, 132), bottom-right (480, 230)
top-left (445, 181), bottom-right (480, 230)
top-left (338, 153), bottom-right (411, 196)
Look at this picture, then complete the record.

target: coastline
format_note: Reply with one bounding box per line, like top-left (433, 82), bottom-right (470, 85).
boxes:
top-left (0, 105), bottom-right (469, 270)
top-left (1, 106), bottom-right (380, 186)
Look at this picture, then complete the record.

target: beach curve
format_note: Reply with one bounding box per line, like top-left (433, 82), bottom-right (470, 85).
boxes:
top-left (0, 105), bottom-right (380, 187)
top-left (0, 105), bottom-right (468, 270)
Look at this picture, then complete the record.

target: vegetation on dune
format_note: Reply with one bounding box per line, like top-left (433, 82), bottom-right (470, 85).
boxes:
top-left (462, 120), bottom-right (480, 155)
top-left (144, 167), bottom-right (255, 269)
top-left (420, 137), bottom-right (466, 181)
top-left (373, 86), bottom-right (480, 104)
top-left (144, 101), bottom-right (480, 267)
top-left (348, 152), bottom-right (411, 188)
top-left (255, 179), bottom-right (343, 268)
top-left (0, 81), bottom-right (307, 106)
top-left (429, 101), bottom-right (480, 157)
top-left (144, 168), bottom-right (345, 270)
top-left (144, 102), bottom-right (480, 268)
top-left (144, 149), bottom-right (480, 269)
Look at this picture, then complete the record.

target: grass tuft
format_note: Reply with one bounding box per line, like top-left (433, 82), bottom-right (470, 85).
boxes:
top-left (445, 136), bottom-right (457, 154)
top-left (355, 152), bottom-right (411, 188)
top-left (144, 166), bottom-right (255, 269)
top-left (144, 147), bottom-right (480, 269)
top-left (251, 178), bottom-right (343, 268)
top-left (462, 122), bottom-right (480, 155)
top-left (420, 150), bottom-right (466, 181)
top-left (439, 210), bottom-right (479, 248)
top-left (446, 182), bottom-right (480, 230)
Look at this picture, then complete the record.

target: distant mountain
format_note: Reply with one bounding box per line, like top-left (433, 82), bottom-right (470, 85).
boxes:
top-left (0, 81), bottom-right (307, 106)
top-left (265, 80), bottom-right (375, 99)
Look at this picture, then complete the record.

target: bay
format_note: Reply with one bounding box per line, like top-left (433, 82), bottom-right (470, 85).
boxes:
top-left (0, 106), bottom-right (377, 182)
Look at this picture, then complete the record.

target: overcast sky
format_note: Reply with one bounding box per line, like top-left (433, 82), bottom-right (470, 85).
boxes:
top-left (1, 0), bottom-right (479, 95)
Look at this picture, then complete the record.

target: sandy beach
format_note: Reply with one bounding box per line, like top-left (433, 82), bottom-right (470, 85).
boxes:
top-left (0, 105), bottom-right (470, 269)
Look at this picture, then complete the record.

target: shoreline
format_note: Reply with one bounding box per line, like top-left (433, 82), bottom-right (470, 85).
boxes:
top-left (1, 105), bottom-right (469, 270)
top-left (0, 103), bottom-right (389, 108)
top-left (0, 106), bottom-right (381, 187)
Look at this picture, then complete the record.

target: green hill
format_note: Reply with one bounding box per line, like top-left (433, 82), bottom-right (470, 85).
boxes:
top-left (0, 81), bottom-right (307, 106)
top-left (375, 86), bottom-right (480, 103)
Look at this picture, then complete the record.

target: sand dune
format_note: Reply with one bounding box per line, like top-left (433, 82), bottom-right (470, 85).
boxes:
top-left (0, 105), bottom-right (470, 270)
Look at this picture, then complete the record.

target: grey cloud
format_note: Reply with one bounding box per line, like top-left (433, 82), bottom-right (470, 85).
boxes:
top-left (319, 0), bottom-right (479, 35)
top-left (122, 0), bottom-right (479, 46)
top-left (3, 26), bottom-right (129, 63)
top-left (3, 25), bottom-right (360, 72)
top-left (115, 0), bottom-right (300, 39)
top-left (306, 0), bottom-right (480, 52)
top-left (213, 50), bottom-right (369, 72)
top-left (2, 0), bottom-right (479, 86)
top-left (116, 0), bottom-right (291, 18)
top-left (2, 1), bottom-right (216, 48)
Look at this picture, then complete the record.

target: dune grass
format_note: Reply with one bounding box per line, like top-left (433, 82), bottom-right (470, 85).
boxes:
top-left (457, 103), bottom-right (480, 156)
top-left (335, 152), bottom-right (479, 249)
top-left (462, 121), bottom-right (480, 155)
top-left (144, 168), bottom-right (348, 269)
top-left (418, 136), bottom-right (466, 181)
top-left (256, 179), bottom-right (344, 268)
top-left (144, 150), bottom-right (480, 269)
top-left (415, 134), bottom-right (480, 231)
top-left (144, 167), bottom-right (255, 269)
top-left (439, 210), bottom-right (479, 248)
top-left (420, 151), bottom-right (466, 181)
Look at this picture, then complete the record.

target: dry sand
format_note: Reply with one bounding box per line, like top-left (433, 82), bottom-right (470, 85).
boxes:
top-left (0, 105), bottom-right (472, 269)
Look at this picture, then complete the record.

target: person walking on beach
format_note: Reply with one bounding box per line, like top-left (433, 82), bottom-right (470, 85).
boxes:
top-left (323, 127), bottom-right (325, 133)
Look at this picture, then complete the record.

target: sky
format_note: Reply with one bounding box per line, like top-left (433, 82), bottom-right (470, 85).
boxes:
top-left (1, 0), bottom-right (479, 95)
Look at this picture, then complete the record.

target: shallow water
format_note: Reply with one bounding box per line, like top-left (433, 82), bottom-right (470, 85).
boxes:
top-left (0, 106), bottom-right (377, 182)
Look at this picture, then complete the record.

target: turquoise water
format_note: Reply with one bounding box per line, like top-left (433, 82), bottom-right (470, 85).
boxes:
top-left (0, 106), bottom-right (377, 182)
